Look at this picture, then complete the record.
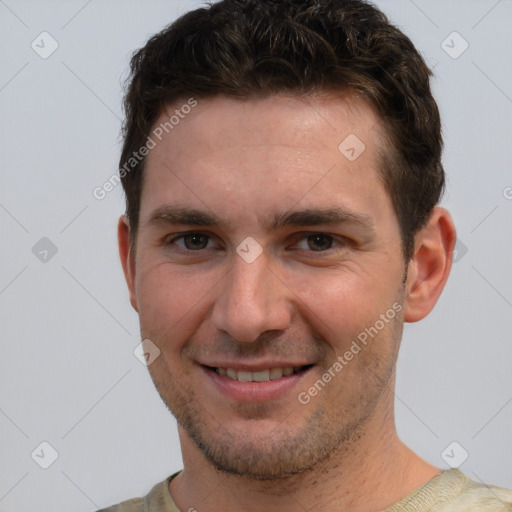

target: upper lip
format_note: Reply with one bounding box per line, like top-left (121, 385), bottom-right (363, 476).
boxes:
top-left (199, 361), bottom-right (313, 372)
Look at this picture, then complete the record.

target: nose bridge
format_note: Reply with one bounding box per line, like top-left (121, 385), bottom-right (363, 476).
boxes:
top-left (211, 253), bottom-right (291, 342)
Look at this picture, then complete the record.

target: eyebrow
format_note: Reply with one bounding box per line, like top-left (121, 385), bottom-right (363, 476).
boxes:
top-left (145, 205), bottom-right (375, 234)
top-left (269, 208), bottom-right (375, 234)
top-left (146, 206), bottom-right (229, 229)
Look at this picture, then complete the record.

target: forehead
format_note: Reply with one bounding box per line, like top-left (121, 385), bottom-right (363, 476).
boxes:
top-left (140, 93), bottom-right (391, 229)
top-left (150, 92), bottom-right (383, 161)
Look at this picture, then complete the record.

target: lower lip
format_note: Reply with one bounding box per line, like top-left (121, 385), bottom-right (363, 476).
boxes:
top-left (202, 366), bottom-right (312, 402)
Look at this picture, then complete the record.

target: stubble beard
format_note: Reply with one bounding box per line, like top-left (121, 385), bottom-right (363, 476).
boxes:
top-left (147, 316), bottom-right (402, 481)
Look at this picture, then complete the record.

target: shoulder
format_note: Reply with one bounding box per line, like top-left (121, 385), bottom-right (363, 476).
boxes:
top-left (387, 469), bottom-right (511, 511)
top-left (445, 474), bottom-right (512, 511)
top-left (96, 497), bottom-right (144, 512)
top-left (95, 473), bottom-right (180, 512)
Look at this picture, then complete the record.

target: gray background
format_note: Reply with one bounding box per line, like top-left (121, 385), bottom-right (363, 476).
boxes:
top-left (1, 1), bottom-right (511, 510)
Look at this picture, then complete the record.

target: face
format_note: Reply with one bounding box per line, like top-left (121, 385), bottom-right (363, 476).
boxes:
top-left (127, 93), bottom-right (409, 480)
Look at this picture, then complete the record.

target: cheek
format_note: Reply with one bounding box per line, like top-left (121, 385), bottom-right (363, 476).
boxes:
top-left (284, 267), bottom-right (400, 328)
top-left (279, 267), bottom-right (404, 367)
top-left (135, 262), bottom-right (221, 345)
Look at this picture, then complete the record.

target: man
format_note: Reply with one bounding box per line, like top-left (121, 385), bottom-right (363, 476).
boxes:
top-left (98, 0), bottom-right (512, 510)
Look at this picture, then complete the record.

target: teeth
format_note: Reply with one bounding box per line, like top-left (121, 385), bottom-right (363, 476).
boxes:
top-left (253, 369), bottom-right (270, 382)
top-left (216, 366), bottom-right (303, 382)
top-left (269, 367), bottom-right (283, 380)
top-left (237, 371), bottom-right (252, 382)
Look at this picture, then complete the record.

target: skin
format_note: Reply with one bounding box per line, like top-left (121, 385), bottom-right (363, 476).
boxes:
top-left (119, 93), bottom-right (456, 512)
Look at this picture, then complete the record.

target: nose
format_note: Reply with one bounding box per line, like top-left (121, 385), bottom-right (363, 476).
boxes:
top-left (211, 252), bottom-right (292, 343)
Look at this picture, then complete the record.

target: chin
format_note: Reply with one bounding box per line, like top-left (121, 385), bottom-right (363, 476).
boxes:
top-left (176, 399), bottom-right (366, 481)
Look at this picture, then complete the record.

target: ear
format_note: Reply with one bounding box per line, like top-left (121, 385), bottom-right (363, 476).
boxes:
top-left (403, 207), bottom-right (456, 323)
top-left (118, 215), bottom-right (139, 312)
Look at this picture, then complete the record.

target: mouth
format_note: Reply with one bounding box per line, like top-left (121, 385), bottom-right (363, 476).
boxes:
top-left (201, 364), bottom-right (314, 402)
top-left (208, 365), bottom-right (312, 382)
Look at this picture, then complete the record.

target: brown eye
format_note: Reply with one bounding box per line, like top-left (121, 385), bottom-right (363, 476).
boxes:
top-left (306, 233), bottom-right (334, 251)
top-left (173, 233), bottom-right (211, 250)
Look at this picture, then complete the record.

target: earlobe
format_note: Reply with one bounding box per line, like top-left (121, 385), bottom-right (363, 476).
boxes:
top-left (118, 215), bottom-right (139, 312)
top-left (403, 207), bottom-right (457, 323)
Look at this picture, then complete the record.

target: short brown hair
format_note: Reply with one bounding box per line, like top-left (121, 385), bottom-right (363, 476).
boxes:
top-left (120, 0), bottom-right (444, 261)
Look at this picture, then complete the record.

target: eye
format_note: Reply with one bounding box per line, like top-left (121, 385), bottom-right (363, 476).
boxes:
top-left (294, 233), bottom-right (342, 252)
top-left (171, 232), bottom-right (215, 251)
top-left (304, 233), bottom-right (333, 251)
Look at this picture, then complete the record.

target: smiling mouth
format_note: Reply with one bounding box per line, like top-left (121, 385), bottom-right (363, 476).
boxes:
top-left (205, 365), bottom-right (313, 382)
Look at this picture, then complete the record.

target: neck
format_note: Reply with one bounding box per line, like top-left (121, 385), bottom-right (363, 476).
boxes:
top-left (169, 391), bottom-right (440, 512)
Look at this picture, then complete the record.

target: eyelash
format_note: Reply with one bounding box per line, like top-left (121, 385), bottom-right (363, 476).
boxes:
top-left (168, 232), bottom-right (218, 252)
top-left (165, 231), bottom-right (347, 255)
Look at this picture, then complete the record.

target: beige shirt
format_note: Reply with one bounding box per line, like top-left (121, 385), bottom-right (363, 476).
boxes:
top-left (97, 469), bottom-right (512, 511)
